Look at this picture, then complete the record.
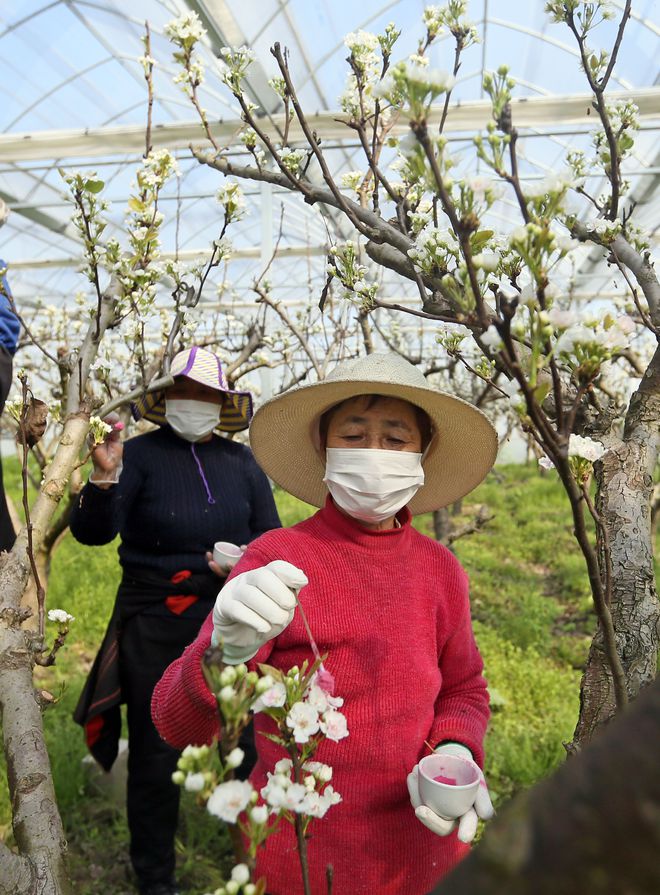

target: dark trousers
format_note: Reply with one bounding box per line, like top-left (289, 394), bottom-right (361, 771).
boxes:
top-left (119, 609), bottom-right (257, 889)
top-left (120, 611), bottom-right (204, 888)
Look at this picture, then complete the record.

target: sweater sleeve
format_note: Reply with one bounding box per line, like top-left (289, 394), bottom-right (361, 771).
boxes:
top-left (151, 536), bottom-right (282, 749)
top-left (68, 444), bottom-right (143, 546)
top-left (428, 567), bottom-right (490, 768)
top-left (245, 450), bottom-right (281, 540)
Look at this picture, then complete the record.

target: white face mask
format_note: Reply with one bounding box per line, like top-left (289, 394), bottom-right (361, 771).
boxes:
top-left (165, 398), bottom-right (221, 442)
top-left (323, 448), bottom-right (425, 524)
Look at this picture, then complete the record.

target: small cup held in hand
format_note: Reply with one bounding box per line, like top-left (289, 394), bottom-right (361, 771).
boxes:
top-left (417, 753), bottom-right (480, 820)
top-left (213, 541), bottom-right (243, 570)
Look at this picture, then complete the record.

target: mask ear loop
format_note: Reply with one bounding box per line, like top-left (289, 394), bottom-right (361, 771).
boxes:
top-left (421, 426), bottom-right (438, 464)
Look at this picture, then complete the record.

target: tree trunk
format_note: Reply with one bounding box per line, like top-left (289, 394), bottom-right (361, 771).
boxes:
top-left (0, 413), bottom-right (90, 895)
top-left (0, 561), bottom-right (72, 894)
top-left (432, 508), bottom-right (452, 545)
top-left (571, 347), bottom-right (660, 746)
top-left (431, 674), bottom-right (660, 895)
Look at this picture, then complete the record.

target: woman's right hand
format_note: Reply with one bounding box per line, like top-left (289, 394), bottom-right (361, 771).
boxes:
top-left (90, 412), bottom-right (124, 487)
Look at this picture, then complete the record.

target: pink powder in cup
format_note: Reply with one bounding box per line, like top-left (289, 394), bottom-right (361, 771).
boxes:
top-left (433, 774), bottom-right (457, 785)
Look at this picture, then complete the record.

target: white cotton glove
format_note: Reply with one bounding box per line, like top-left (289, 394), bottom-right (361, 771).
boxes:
top-left (211, 560), bottom-right (308, 665)
top-left (407, 742), bottom-right (494, 843)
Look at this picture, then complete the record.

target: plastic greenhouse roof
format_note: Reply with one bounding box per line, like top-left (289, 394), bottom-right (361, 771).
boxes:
top-left (0, 0), bottom-right (658, 315)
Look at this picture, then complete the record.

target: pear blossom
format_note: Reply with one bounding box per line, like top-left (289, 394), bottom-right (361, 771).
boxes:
top-left (471, 252), bottom-right (499, 272)
top-left (249, 804), bottom-right (269, 824)
top-left (286, 702), bottom-right (320, 743)
top-left (225, 747), bottom-right (245, 770)
top-left (251, 681), bottom-right (287, 712)
top-left (303, 761), bottom-right (333, 783)
top-left (319, 709), bottom-right (349, 742)
top-left (206, 779), bottom-right (254, 823)
top-left (555, 324), bottom-right (599, 354)
top-left (47, 609), bottom-right (75, 624)
top-left (568, 435), bottom-right (606, 462)
top-left (547, 308), bottom-right (578, 330)
top-left (184, 772), bottom-right (206, 793)
top-left (538, 456), bottom-right (555, 470)
top-left (480, 326), bottom-right (503, 351)
top-left (231, 864), bottom-right (251, 886)
top-left (273, 757), bottom-right (293, 774)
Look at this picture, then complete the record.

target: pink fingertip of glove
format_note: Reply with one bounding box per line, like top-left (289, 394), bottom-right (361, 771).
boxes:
top-left (113, 422), bottom-right (125, 431)
top-left (316, 665), bottom-right (335, 695)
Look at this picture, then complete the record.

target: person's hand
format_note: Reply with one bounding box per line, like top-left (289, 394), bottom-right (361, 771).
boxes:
top-left (89, 412), bottom-right (124, 488)
top-left (206, 545), bottom-right (246, 578)
top-left (407, 743), bottom-right (494, 843)
top-left (212, 560), bottom-right (308, 664)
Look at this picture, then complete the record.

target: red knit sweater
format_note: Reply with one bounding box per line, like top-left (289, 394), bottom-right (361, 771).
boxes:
top-left (152, 497), bottom-right (489, 895)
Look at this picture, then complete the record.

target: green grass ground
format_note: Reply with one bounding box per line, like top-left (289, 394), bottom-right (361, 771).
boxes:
top-left (1, 461), bottom-right (652, 893)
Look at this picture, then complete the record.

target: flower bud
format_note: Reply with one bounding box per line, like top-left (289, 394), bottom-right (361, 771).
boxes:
top-left (220, 666), bottom-right (237, 686)
top-left (225, 747), bottom-right (245, 770)
top-left (231, 864), bottom-right (251, 886)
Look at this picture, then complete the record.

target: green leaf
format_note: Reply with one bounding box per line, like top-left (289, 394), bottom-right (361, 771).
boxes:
top-left (128, 197), bottom-right (145, 213)
top-left (533, 382), bottom-right (552, 404)
top-left (471, 230), bottom-right (495, 252)
top-left (84, 179), bottom-right (104, 193)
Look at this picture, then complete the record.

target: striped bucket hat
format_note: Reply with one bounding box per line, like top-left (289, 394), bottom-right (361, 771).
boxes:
top-left (131, 346), bottom-right (253, 433)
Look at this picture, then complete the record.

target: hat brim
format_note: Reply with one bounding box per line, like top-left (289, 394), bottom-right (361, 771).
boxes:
top-left (249, 379), bottom-right (498, 514)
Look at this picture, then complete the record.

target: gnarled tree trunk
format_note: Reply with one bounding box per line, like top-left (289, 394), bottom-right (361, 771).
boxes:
top-left (570, 292), bottom-right (660, 747)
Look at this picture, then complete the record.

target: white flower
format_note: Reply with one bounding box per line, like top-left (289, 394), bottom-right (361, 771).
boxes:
top-left (613, 315), bottom-right (635, 335)
top-left (261, 779), bottom-right (287, 810)
top-left (500, 378), bottom-right (522, 402)
top-left (249, 804), bottom-right (269, 824)
top-left (225, 747), bottom-right (244, 770)
top-left (538, 456), bottom-right (555, 470)
top-left (303, 761), bottom-right (333, 783)
top-left (281, 782), bottom-right (308, 811)
top-left (341, 170), bottom-right (363, 191)
top-left (47, 609), bottom-right (74, 624)
top-left (480, 325), bottom-right (503, 351)
top-left (466, 176), bottom-right (503, 204)
top-left (164, 11), bottom-right (205, 43)
top-left (547, 308), bottom-right (578, 330)
top-left (319, 709), bottom-right (349, 742)
top-left (301, 785), bottom-right (342, 817)
top-left (273, 758), bottom-right (293, 775)
top-left (219, 685), bottom-right (236, 703)
top-left (184, 772), bottom-right (205, 793)
top-left (206, 780), bottom-right (254, 823)
top-left (472, 252), bottom-right (499, 272)
top-left (251, 682), bottom-right (287, 712)
top-left (568, 435), bottom-right (606, 462)
top-left (300, 791), bottom-right (327, 818)
top-left (231, 864), bottom-right (251, 886)
top-left (286, 702), bottom-right (320, 743)
top-left (555, 324), bottom-right (597, 354)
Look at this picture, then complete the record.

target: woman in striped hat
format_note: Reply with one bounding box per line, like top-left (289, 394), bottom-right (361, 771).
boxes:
top-left (69, 346), bottom-right (281, 895)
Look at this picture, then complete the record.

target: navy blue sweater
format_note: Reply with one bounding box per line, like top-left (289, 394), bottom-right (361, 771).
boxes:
top-left (69, 426), bottom-right (281, 577)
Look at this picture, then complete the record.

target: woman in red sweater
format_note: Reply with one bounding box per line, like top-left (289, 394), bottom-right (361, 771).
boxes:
top-left (152, 353), bottom-right (498, 895)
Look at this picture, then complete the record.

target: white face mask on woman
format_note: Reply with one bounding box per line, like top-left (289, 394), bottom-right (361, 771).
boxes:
top-left (323, 447), bottom-right (425, 523)
top-left (165, 398), bottom-right (221, 443)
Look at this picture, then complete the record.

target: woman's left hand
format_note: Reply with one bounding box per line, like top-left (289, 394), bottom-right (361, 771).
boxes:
top-left (407, 743), bottom-right (494, 843)
top-left (206, 545), bottom-right (247, 578)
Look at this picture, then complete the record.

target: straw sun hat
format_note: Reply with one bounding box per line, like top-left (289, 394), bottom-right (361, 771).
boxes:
top-left (132, 346), bottom-right (253, 433)
top-left (249, 353), bottom-right (499, 515)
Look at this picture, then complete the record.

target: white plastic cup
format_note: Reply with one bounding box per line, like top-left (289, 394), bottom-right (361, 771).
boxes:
top-left (417, 753), bottom-right (480, 820)
top-left (212, 541), bottom-right (243, 569)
